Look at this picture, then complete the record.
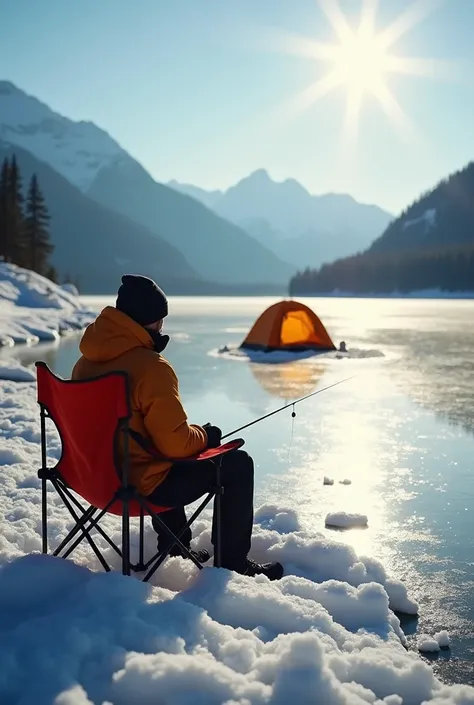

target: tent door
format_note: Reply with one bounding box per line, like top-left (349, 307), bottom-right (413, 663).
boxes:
top-left (280, 310), bottom-right (314, 346)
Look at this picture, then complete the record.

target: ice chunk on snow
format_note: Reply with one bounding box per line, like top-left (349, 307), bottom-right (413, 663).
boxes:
top-left (383, 578), bottom-right (419, 615)
top-left (324, 476), bottom-right (334, 485)
top-left (54, 685), bottom-right (94, 705)
top-left (254, 505), bottom-right (300, 533)
top-left (417, 634), bottom-right (441, 652)
top-left (434, 630), bottom-right (450, 648)
top-left (325, 511), bottom-right (368, 528)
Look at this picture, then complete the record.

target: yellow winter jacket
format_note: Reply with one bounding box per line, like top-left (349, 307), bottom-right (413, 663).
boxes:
top-left (72, 306), bottom-right (207, 495)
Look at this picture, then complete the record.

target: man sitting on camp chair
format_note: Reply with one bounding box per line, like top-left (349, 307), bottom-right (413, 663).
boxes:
top-left (72, 274), bottom-right (283, 581)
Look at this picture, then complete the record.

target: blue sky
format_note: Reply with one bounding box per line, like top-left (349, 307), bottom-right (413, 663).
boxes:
top-left (1, 0), bottom-right (473, 214)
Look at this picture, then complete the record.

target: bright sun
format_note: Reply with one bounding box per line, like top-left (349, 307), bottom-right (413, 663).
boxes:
top-left (330, 32), bottom-right (389, 93)
top-left (272, 0), bottom-right (450, 138)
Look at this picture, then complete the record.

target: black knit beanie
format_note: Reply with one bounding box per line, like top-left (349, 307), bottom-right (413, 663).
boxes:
top-left (116, 274), bottom-right (168, 326)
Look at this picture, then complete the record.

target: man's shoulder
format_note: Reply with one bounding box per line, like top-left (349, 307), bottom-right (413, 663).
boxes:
top-left (133, 349), bottom-right (175, 375)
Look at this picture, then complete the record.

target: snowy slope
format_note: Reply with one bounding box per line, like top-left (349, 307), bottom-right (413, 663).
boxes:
top-left (0, 261), bottom-right (94, 347)
top-left (0, 81), bottom-right (126, 191)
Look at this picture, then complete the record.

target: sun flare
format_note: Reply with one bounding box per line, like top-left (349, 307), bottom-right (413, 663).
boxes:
top-left (329, 31), bottom-right (389, 93)
top-left (271, 0), bottom-right (451, 139)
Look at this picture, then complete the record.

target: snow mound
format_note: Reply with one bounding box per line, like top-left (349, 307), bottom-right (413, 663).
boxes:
top-left (434, 630), bottom-right (451, 649)
top-left (0, 262), bottom-right (94, 344)
top-left (0, 261), bottom-right (82, 310)
top-left (60, 282), bottom-right (79, 296)
top-left (325, 511), bottom-right (369, 529)
top-left (417, 634), bottom-right (441, 653)
top-left (254, 505), bottom-right (300, 533)
top-left (0, 553), bottom-right (464, 705)
top-left (0, 359), bottom-right (35, 382)
top-left (417, 631), bottom-right (450, 653)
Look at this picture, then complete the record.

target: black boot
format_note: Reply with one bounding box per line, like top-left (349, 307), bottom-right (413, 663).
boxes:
top-left (225, 558), bottom-right (284, 581)
top-left (167, 545), bottom-right (210, 564)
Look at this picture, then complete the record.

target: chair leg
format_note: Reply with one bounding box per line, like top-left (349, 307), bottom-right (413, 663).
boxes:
top-left (41, 476), bottom-right (48, 554)
top-left (138, 507), bottom-right (146, 571)
top-left (62, 488), bottom-right (122, 558)
top-left (53, 505), bottom-right (96, 557)
top-left (40, 408), bottom-right (48, 554)
top-left (122, 499), bottom-right (130, 577)
top-left (54, 489), bottom-right (115, 572)
top-left (140, 493), bottom-right (215, 583)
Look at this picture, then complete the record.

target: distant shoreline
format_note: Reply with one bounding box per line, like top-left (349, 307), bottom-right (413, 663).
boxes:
top-left (291, 289), bottom-right (474, 300)
top-left (80, 289), bottom-right (474, 301)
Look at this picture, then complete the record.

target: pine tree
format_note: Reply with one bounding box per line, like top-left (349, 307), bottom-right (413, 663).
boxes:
top-left (46, 264), bottom-right (58, 283)
top-left (24, 173), bottom-right (53, 274)
top-left (0, 157), bottom-right (9, 261)
top-left (7, 155), bottom-right (26, 265)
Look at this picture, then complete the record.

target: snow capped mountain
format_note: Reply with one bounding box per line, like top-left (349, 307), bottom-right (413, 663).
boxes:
top-left (0, 81), bottom-right (126, 191)
top-left (170, 169), bottom-right (393, 269)
top-left (0, 81), bottom-right (295, 288)
top-left (172, 168), bottom-right (392, 239)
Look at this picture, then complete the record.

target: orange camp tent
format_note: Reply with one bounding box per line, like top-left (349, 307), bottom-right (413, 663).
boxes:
top-left (240, 300), bottom-right (335, 352)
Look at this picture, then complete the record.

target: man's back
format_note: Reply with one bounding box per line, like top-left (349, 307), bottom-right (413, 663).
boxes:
top-left (72, 306), bottom-right (206, 495)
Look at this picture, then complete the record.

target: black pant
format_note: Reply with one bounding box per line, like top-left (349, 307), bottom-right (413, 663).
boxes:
top-left (147, 450), bottom-right (254, 569)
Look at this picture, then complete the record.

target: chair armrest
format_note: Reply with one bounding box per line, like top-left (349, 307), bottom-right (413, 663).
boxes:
top-left (126, 428), bottom-right (244, 463)
top-left (193, 438), bottom-right (245, 461)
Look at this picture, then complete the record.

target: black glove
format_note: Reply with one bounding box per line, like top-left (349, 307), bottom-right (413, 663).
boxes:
top-left (203, 424), bottom-right (222, 448)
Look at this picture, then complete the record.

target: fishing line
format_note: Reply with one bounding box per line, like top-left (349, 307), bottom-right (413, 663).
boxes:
top-left (221, 374), bottom-right (356, 440)
top-left (286, 403), bottom-right (296, 468)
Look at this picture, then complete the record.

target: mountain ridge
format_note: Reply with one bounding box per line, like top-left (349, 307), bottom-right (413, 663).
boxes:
top-left (0, 141), bottom-right (199, 293)
top-left (290, 160), bottom-right (474, 295)
top-left (169, 170), bottom-right (393, 269)
top-left (0, 80), bottom-right (125, 191)
top-left (0, 81), bottom-right (295, 287)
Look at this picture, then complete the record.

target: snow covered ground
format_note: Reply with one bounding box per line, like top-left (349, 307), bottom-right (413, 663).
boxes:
top-left (1, 268), bottom-right (473, 703)
top-left (1, 382), bottom-right (473, 702)
top-left (0, 262), bottom-right (94, 381)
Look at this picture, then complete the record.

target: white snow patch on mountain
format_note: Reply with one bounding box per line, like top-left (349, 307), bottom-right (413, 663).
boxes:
top-left (0, 81), bottom-right (125, 191)
top-left (402, 208), bottom-right (437, 233)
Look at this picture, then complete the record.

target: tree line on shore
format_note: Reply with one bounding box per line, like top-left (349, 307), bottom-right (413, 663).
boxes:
top-left (0, 154), bottom-right (63, 283)
top-left (290, 245), bottom-right (474, 295)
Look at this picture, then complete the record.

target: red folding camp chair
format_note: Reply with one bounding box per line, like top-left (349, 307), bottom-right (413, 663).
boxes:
top-left (35, 361), bottom-right (244, 582)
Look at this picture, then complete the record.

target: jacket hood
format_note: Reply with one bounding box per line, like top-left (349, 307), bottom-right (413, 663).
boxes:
top-left (79, 306), bottom-right (153, 363)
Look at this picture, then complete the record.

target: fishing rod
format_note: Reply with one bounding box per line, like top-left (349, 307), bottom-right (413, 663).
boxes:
top-left (221, 375), bottom-right (356, 440)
